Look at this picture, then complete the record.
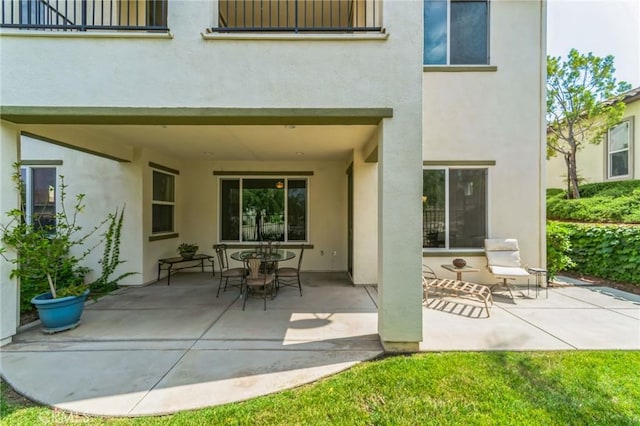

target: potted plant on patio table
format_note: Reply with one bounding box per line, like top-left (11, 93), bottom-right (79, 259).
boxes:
top-left (177, 243), bottom-right (199, 260)
top-left (0, 163), bottom-right (130, 333)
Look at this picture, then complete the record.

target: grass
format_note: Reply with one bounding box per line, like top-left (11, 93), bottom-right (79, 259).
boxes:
top-left (2, 351), bottom-right (639, 425)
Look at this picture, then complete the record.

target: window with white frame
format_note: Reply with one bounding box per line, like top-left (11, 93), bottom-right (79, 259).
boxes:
top-left (20, 166), bottom-right (57, 231)
top-left (220, 178), bottom-right (308, 242)
top-left (607, 119), bottom-right (632, 179)
top-left (423, 167), bottom-right (487, 249)
top-left (152, 170), bottom-right (175, 234)
top-left (423, 0), bottom-right (489, 65)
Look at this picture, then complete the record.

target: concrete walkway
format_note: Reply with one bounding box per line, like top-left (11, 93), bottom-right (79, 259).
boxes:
top-left (1, 272), bottom-right (639, 417)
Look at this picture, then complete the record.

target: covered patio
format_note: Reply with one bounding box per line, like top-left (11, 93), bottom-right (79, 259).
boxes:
top-left (1, 272), bottom-right (638, 416)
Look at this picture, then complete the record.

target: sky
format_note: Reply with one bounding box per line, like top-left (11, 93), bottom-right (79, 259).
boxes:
top-left (547, 0), bottom-right (640, 88)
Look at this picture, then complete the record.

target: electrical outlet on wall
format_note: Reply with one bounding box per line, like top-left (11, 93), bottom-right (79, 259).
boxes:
top-left (333, 251), bottom-right (337, 256)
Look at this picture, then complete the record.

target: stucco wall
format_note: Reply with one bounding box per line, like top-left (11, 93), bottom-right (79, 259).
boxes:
top-left (422, 0), bottom-right (546, 283)
top-left (0, 2), bottom-right (416, 111)
top-left (20, 135), bottom-right (142, 285)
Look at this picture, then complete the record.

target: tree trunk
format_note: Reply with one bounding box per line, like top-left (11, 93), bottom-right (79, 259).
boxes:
top-left (564, 151), bottom-right (581, 199)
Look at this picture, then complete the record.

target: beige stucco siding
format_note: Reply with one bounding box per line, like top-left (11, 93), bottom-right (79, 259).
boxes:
top-left (422, 0), bottom-right (546, 282)
top-left (20, 135), bottom-right (143, 285)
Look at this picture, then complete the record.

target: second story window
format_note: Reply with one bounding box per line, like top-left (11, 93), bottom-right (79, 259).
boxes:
top-left (2, 0), bottom-right (168, 31)
top-left (606, 119), bottom-right (633, 180)
top-left (214, 0), bottom-right (381, 33)
top-left (423, 0), bottom-right (489, 65)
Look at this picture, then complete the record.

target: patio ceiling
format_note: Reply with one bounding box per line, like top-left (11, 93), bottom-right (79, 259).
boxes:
top-left (17, 123), bottom-right (379, 162)
top-left (3, 106), bottom-right (388, 162)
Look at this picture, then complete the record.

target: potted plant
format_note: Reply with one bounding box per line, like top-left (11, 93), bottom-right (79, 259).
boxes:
top-left (177, 243), bottom-right (198, 260)
top-left (0, 163), bottom-right (130, 333)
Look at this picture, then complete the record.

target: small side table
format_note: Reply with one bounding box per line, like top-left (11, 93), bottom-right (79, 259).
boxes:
top-left (527, 267), bottom-right (548, 298)
top-left (441, 264), bottom-right (480, 281)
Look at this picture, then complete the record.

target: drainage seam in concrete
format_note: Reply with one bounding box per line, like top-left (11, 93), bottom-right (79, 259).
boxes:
top-left (493, 304), bottom-right (578, 350)
top-left (126, 293), bottom-right (241, 415)
top-left (363, 286), bottom-right (378, 308)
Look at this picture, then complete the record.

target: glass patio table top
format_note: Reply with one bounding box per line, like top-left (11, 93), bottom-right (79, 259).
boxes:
top-left (230, 249), bottom-right (296, 262)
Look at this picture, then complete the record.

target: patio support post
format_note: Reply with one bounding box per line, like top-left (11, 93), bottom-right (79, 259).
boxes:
top-left (0, 122), bottom-right (20, 345)
top-left (377, 116), bottom-right (423, 351)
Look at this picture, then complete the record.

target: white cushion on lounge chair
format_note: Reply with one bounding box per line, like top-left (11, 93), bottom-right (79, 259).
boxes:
top-left (489, 265), bottom-right (529, 277)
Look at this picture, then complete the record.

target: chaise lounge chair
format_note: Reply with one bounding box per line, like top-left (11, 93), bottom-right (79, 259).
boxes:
top-left (484, 238), bottom-right (530, 299)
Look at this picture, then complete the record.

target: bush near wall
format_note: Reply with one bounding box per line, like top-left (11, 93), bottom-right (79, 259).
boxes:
top-left (549, 221), bottom-right (640, 285)
top-left (546, 221), bottom-right (575, 280)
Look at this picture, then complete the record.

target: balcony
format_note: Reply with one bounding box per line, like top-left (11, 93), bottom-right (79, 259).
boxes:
top-left (0, 0), bottom-right (168, 31)
top-left (212, 0), bottom-right (382, 33)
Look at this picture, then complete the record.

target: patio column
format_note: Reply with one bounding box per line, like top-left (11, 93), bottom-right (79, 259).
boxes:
top-left (0, 122), bottom-right (20, 345)
top-left (377, 117), bottom-right (423, 351)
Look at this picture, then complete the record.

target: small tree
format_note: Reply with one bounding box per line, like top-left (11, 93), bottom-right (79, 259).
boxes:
top-left (547, 49), bottom-right (631, 199)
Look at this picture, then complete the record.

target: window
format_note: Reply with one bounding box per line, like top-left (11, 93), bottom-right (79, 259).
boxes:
top-left (220, 178), bottom-right (308, 242)
top-left (423, 0), bottom-right (489, 65)
top-left (152, 170), bottom-right (175, 234)
top-left (146, 0), bottom-right (167, 27)
top-left (423, 168), bottom-right (487, 249)
top-left (20, 166), bottom-right (57, 232)
top-left (607, 119), bottom-right (632, 179)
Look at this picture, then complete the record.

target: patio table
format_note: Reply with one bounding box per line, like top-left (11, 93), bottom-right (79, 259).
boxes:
top-left (230, 249), bottom-right (296, 263)
top-left (158, 254), bottom-right (215, 286)
top-left (441, 264), bottom-right (480, 281)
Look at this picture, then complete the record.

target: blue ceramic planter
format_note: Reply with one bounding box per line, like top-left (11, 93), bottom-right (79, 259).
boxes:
top-left (31, 289), bottom-right (90, 334)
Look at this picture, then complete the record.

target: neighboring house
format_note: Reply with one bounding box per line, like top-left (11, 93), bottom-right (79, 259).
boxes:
top-left (0, 1), bottom-right (547, 349)
top-left (547, 87), bottom-right (640, 189)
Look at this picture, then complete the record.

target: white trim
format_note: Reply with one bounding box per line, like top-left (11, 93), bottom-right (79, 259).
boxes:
top-left (0, 30), bottom-right (173, 39)
top-left (217, 176), bottom-right (309, 244)
top-left (151, 170), bottom-right (176, 235)
top-left (605, 117), bottom-right (634, 180)
top-left (201, 31), bottom-right (389, 42)
top-left (422, 165), bottom-right (490, 252)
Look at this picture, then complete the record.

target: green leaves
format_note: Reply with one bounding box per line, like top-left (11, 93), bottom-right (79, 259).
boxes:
top-left (1, 162), bottom-right (131, 303)
top-left (547, 181), bottom-right (640, 223)
top-left (546, 221), bottom-right (575, 280)
top-left (549, 221), bottom-right (640, 284)
top-left (546, 49), bottom-right (631, 198)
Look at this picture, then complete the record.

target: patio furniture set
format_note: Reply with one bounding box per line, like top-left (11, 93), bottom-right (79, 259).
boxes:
top-left (158, 243), bottom-right (305, 310)
top-left (423, 238), bottom-right (548, 317)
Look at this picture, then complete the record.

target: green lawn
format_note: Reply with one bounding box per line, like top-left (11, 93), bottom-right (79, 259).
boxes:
top-left (2, 351), bottom-right (639, 425)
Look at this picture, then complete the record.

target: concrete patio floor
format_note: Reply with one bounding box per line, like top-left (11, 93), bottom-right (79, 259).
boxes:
top-left (1, 272), bottom-right (639, 417)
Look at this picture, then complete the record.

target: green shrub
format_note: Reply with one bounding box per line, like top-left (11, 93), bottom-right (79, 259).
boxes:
top-left (551, 222), bottom-right (640, 285)
top-left (579, 179), bottom-right (640, 198)
top-left (546, 221), bottom-right (575, 280)
top-left (547, 180), bottom-right (640, 223)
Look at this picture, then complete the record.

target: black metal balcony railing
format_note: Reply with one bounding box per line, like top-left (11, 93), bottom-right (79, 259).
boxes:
top-left (212, 0), bottom-right (382, 33)
top-left (1, 0), bottom-right (168, 31)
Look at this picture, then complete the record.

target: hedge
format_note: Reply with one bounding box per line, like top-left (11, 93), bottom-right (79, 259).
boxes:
top-left (549, 221), bottom-right (640, 285)
top-left (546, 180), bottom-right (640, 223)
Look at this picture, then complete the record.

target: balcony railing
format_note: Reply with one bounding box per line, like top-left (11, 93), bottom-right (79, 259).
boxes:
top-left (211, 0), bottom-right (382, 33)
top-left (1, 0), bottom-right (168, 31)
